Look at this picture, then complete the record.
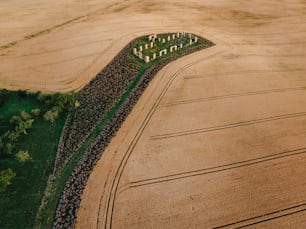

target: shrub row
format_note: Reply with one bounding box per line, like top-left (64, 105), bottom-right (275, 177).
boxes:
top-left (53, 40), bottom-right (141, 175)
top-left (53, 35), bottom-right (214, 228)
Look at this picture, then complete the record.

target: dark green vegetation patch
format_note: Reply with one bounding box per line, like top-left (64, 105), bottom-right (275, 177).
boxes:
top-left (0, 90), bottom-right (72, 228)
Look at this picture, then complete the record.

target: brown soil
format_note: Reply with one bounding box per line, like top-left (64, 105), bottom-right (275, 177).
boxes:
top-left (2, 0), bottom-right (306, 228)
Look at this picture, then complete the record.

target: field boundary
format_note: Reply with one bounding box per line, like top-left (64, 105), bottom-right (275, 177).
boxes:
top-left (51, 33), bottom-right (214, 228)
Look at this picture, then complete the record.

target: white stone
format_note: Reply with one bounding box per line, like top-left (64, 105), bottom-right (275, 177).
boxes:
top-left (133, 48), bottom-right (137, 55)
top-left (149, 34), bottom-right (157, 41)
top-left (150, 42), bottom-right (154, 48)
top-left (170, 45), bottom-right (177, 52)
top-left (159, 49), bottom-right (167, 56)
top-left (162, 38), bottom-right (165, 43)
top-left (172, 34), bottom-right (176, 39)
top-left (152, 53), bottom-right (156, 60)
top-left (180, 44), bottom-right (183, 48)
top-left (167, 36), bottom-right (171, 41)
top-left (189, 37), bottom-right (198, 45)
top-left (144, 56), bottom-right (150, 63)
top-left (139, 46), bottom-right (143, 51)
top-left (145, 44), bottom-right (148, 49)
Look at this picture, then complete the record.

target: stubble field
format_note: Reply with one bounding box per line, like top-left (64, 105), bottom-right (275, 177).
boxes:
top-left (1, 0), bottom-right (306, 228)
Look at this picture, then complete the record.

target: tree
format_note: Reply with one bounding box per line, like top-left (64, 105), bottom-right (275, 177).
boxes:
top-left (74, 100), bottom-right (80, 108)
top-left (20, 111), bottom-right (31, 121)
top-left (15, 118), bottom-right (34, 135)
top-left (31, 108), bottom-right (40, 116)
top-left (37, 92), bottom-right (49, 103)
top-left (16, 150), bottom-right (32, 162)
top-left (0, 168), bottom-right (16, 192)
top-left (43, 110), bottom-right (59, 124)
top-left (8, 131), bottom-right (20, 142)
top-left (24, 119), bottom-right (34, 131)
top-left (52, 93), bottom-right (74, 112)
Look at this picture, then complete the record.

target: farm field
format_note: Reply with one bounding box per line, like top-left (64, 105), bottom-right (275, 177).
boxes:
top-left (1, 0), bottom-right (306, 228)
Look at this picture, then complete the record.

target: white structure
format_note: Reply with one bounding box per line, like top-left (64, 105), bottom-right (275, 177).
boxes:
top-left (133, 32), bottom-right (193, 63)
top-left (159, 49), bottom-right (167, 56)
top-left (133, 46), bottom-right (143, 54)
top-left (144, 56), bottom-right (150, 63)
top-left (189, 36), bottom-right (198, 45)
top-left (170, 45), bottom-right (177, 52)
top-left (149, 34), bottom-right (157, 42)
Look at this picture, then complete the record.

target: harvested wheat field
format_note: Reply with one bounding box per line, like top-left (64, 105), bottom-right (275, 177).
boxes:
top-left (2, 0), bottom-right (306, 228)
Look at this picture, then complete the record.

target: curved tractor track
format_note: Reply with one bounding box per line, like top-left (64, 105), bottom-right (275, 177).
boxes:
top-left (2, 0), bottom-right (306, 228)
top-left (100, 53), bottom-right (221, 229)
top-left (76, 0), bottom-right (306, 228)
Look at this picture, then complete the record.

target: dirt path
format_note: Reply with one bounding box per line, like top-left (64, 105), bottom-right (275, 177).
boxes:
top-left (2, 0), bottom-right (306, 228)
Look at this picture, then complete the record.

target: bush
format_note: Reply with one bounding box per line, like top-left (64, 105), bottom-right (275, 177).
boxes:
top-left (0, 168), bottom-right (16, 192)
top-left (74, 100), bottom-right (80, 108)
top-left (8, 131), bottom-right (20, 142)
top-left (31, 108), bottom-right (41, 116)
top-left (53, 93), bottom-right (74, 112)
top-left (20, 111), bottom-right (31, 121)
top-left (43, 110), bottom-right (59, 124)
top-left (15, 150), bottom-right (32, 162)
top-left (38, 92), bottom-right (74, 112)
top-left (15, 118), bottom-right (34, 135)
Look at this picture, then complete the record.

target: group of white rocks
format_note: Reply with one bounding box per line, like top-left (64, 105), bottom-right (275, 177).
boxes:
top-left (133, 32), bottom-right (198, 63)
